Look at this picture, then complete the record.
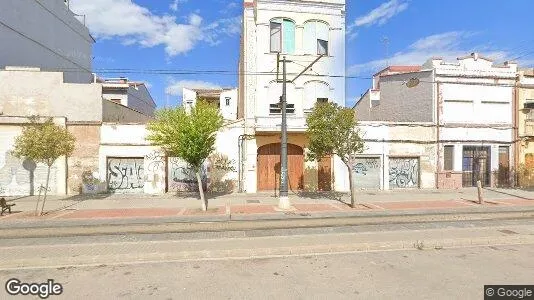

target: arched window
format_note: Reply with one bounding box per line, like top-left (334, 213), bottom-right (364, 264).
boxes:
top-left (304, 81), bottom-right (329, 111)
top-left (303, 21), bottom-right (329, 55)
top-left (270, 18), bottom-right (295, 54)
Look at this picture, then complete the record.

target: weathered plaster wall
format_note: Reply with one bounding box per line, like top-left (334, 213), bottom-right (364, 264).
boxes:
top-left (0, 69), bottom-right (103, 121)
top-left (66, 124), bottom-right (101, 194)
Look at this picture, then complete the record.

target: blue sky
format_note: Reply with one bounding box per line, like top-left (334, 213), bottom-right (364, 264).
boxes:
top-left (70, 0), bottom-right (534, 108)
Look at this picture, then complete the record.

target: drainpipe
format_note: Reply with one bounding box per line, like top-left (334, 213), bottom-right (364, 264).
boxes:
top-left (513, 75), bottom-right (520, 186)
top-left (436, 79), bottom-right (441, 189)
top-left (238, 134), bottom-right (253, 193)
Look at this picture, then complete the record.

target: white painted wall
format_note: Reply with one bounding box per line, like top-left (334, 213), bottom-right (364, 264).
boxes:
top-left (243, 0), bottom-right (345, 121)
top-left (0, 118), bottom-right (67, 196)
top-left (220, 89), bottom-right (238, 120)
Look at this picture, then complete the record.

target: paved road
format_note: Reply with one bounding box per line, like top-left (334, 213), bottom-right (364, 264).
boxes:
top-left (1, 245), bottom-right (532, 299)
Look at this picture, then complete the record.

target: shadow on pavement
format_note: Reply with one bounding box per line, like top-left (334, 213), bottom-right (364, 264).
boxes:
top-left (483, 188), bottom-right (534, 201)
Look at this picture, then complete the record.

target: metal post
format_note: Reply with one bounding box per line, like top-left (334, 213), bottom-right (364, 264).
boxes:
top-left (279, 57), bottom-right (291, 209)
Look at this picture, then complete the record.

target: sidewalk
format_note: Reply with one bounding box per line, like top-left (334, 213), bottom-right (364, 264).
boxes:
top-left (1, 188), bottom-right (534, 226)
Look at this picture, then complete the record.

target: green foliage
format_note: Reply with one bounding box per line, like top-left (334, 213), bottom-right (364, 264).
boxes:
top-left (147, 101), bottom-right (224, 171)
top-left (306, 102), bottom-right (364, 165)
top-left (12, 117), bottom-right (76, 166)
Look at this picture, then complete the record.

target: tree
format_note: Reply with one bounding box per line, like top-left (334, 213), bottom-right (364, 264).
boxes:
top-left (12, 117), bottom-right (76, 216)
top-left (306, 102), bottom-right (365, 208)
top-left (147, 101), bottom-right (223, 211)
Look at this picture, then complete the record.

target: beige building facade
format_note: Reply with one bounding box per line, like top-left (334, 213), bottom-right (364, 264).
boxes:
top-left (516, 69), bottom-right (534, 186)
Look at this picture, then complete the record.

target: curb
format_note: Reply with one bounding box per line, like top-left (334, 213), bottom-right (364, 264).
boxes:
top-left (2, 205), bottom-right (534, 229)
top-left (2, 210), bottom-right (534, 239)
top-left (2, 234), bottom-right (533, 270)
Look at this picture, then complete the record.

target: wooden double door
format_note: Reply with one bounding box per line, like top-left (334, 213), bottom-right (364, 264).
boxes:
top-left (257, 143), bottom-right (304, 191)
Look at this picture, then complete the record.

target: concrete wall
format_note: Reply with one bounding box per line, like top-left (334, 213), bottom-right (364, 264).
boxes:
top-left (102, 99), bottom-right (152, 123)
top-left (0, 68), bottom-right (103, 122)
top-left (354, 71), bottom-right (434, 122)
top-left (220, 89), bottom-right (238, 121)
top-left (353, 122), bottom-right (437, 191)
top-left (0, 117), bottom-right (67, 196)
top-left (0, 0), bottom-right (94, 83)
top-left (99, 124), bottom-right (166, 194)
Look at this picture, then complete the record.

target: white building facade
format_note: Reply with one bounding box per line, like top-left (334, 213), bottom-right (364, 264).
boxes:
top-left (428, 54), bottom-right (517, 188)
top-left (239, 0), bottom-right (348, 193)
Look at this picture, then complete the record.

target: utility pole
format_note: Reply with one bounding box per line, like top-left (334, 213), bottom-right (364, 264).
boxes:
top-left (279, 57), bottom-right (290, 209)
top-left (277, 54), bottom-right (324, 210)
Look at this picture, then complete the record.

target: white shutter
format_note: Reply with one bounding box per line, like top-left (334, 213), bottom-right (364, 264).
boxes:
top-left (303, 22), bottom-right (316, 54)
top-left (270, 21), bottom-right (281, 53)
top-left (304, 82), bottom-right (315, 110)
top-left (316, 22), bottom-right (329, 55)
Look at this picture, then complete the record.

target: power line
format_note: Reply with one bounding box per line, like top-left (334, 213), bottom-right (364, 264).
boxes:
top-left (0, 19), bottom-right (92, 74)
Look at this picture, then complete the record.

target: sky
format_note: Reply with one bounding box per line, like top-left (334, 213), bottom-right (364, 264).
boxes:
top-left (70, 0), bottom-right (534, 108)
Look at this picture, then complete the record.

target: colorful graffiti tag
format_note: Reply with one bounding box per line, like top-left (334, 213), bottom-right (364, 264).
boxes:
top-left (107, 158), bottom-right (144, 193)
top-left (389, 158), bottom-right (419, 188)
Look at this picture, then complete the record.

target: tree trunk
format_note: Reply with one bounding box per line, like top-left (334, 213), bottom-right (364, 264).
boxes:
top-left (35, 185), bottom-right (42, 217)
top-left (347, 164), bottom-right (356, 208)
top-left (196, 171), bottom-right (207, 211)
top-left (40, 166), bottom-right (51, 216)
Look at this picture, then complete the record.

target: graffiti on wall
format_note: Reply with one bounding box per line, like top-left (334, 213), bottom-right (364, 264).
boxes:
top-left (0, 151), bottom-right (57, 196)
top-left (107, 158), bottom-right (144, 193)
top-left (168, 157), bottom-right (207, 192)
top-left (352, 158), bottom-right (381, 189)
top-left (389, 158), bottom-right (419, 189)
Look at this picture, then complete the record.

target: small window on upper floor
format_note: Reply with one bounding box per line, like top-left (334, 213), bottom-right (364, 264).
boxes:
top-left (270, 19), bottom-right (295, 54)
top-left (225, 97), bottom-right (231, 106)
top-left (304, 21), bottom-right (329, 55)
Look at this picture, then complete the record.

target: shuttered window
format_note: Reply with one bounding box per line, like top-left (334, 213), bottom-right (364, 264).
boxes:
top-left (270, 19), bottom-right (295, 54)
top-left (304, 21), bottom-right (329, 55)
top-left (304, 81), bottom-right (329, 110)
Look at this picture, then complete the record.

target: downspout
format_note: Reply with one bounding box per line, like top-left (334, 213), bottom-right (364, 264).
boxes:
top-left (238, 135), bottom-right (244, 193)
top-left (435, 76), bottom-right (441, 189)
top-left (513, 74), bottom-right (520, 187)
top-left (238, 133), bottom-right (252, 193)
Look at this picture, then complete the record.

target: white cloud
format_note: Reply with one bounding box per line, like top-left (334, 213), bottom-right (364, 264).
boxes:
top-left (347, 0), bottom-right (409, 39)
top-left (169, 0), bottom-right (187, 12)
top-left (70, 0), bottom-right (240, 56)
top-left (348, 31), bottom-right (511, 75)
top-left (355, 0), bottom-right (409, 27)
top-left (165, 80), bottom-right (221, 97)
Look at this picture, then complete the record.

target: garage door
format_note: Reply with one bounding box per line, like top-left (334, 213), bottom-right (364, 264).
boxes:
top-left (389, 157), bottom-right (419, 189)
top-left (107, 157), bottom-right (144, 193)
top-left (257, 143), bottom-right (304, 191)
top-left (352, 157), bottom-right (381, 189)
